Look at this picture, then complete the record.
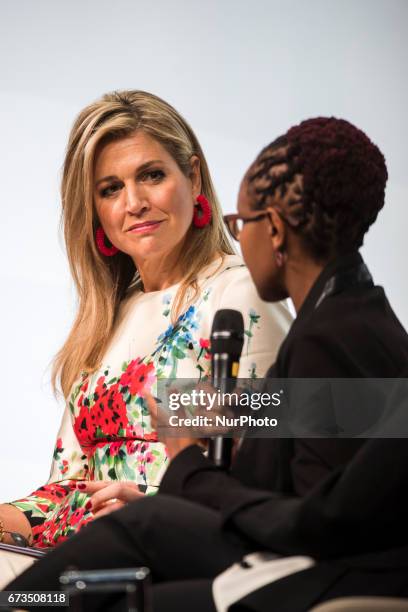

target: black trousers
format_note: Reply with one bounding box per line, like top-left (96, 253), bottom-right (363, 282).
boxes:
top-left (7, 495), bottom-right (250, 611)
top-left (8, 495), bottom-right (408, 612)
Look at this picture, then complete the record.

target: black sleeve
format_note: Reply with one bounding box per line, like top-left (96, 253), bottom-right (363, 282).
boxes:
top-left (159, 333), bottom-right (397, 556)
top-left (159, 334), bottom-right (361, 508)
top-left (280, 332), bottom-right (368, 495)
top-left (223, 437), bottom-right (408, 558)
top-left (160, 440), bottom-right (408, 559)
top-left (283, 331), bottom-right (358, 378)
top-left (159, 444), bottom-right (275, 524)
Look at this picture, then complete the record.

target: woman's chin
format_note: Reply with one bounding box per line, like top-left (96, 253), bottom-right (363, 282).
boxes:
top-left (257, 283), bottom-right (288, 303)
top-left (125, 243), bottom-right (173, 264)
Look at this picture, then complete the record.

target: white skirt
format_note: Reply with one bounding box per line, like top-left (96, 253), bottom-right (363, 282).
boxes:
top-left (212, 553), bottom-right (315, 612)
top-left (0, 550), bottom-right (36, 590)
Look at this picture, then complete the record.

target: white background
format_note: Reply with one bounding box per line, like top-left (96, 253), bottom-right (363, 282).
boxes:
top-left (1, 0), bottom-right (407, 499)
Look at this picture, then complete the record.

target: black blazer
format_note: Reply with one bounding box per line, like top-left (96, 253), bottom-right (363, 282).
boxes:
top-left (159, 252), bottom-right (408, 597)
top-left (232, 434), bottom-right (408, 611)
top-left (232, 250), bottom-right (408, 496)
top-left (161, 251), bottom-right (408, 502)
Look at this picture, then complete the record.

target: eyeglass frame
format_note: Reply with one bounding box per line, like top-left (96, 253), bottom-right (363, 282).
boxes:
top-left (223, 212), bottom-right (271, 242)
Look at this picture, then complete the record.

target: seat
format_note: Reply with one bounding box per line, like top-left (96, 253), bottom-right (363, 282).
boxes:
top-left (310, 597), bottom-right (408, 611)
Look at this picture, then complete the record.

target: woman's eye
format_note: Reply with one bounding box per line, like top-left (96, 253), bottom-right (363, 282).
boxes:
top-left (142, 169), bottom-right (165, 182)
top-left (100, 183), bottom-right (122, 198)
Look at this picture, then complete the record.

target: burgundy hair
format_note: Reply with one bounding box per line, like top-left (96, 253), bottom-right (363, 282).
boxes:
top-left (247, 117), bottom-right (388, 260)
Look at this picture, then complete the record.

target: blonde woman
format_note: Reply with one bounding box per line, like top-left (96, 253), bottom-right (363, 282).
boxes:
top-left (0, 90), bottom-right (292, 583)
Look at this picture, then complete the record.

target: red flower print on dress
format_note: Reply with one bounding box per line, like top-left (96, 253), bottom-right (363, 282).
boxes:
top-left (94, 375), bottom-right (107, 399)
top-left (101, 382), bottom-right (128, 436)
top-left (145, 451), bottom-right (155, 463)
top-left (70, 507), bottom-right (86, 526)
top-left (126, 440), bottom-right (139, 455)
top-left (198, 337), bottom-right (211, 362)
top-left (74, 376), bottom-right (130, 443)
top-left (74, 401), bottom-right (97, 444)
top-left (32, 523), bottom-right (48, 547)
top-left (31, 494), bottom-right (94, 547)
top-left (119, 358), bottom-right (141, 388)
top-left (126, 423), bottom-right (144, 439)
top-left (143, 431), bottom-right (158, 442)
top-left (32, 484), bottom-right (69, 504)
top-left (59, 459), bottom-right (69, 475)
top-left (109, 441), bottom-right (123, 456)
top-left (120, 359), bottom-right (155, 396)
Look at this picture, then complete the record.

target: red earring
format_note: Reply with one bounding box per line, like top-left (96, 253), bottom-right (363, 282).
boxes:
top-left (95, 227), bottom-right (119, 257)
top-left (193, 194), bottom-right (212, 228)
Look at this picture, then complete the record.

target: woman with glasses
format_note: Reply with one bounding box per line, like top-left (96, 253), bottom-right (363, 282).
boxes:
top-left (8, 117), bottom-right (408, 612)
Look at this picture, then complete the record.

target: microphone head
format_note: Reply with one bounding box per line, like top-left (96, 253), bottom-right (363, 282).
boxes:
top-left (210, 309), bottom-right (244, 358)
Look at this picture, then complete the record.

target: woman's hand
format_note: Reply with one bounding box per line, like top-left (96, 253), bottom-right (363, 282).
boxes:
top-left (72, 481), bottom-right (144, 519)
top-left (144, 381), bottom-right (240, 460)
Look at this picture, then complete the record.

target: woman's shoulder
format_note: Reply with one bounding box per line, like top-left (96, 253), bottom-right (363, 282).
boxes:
top-left (200, 253), bottom-right (293, 325)
top-left (199, 253), bottom-right (258, 293)
top-left (198, 253), bottom-right (246, 281)
top-left (201, 253), bottom-right (273, 296)
top-left (198, 254), bottom-right (292, 377)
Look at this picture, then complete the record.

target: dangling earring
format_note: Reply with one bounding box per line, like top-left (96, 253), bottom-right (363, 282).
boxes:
top-left (193, 194), bottom-right (212, 228)
top-left (95, 227), bottom-right (119, 257)
top-left (274, 249), bottom-right (286, 268)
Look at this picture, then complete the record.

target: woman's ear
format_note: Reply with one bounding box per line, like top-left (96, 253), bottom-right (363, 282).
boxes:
top-left (267, 207), bottom-right (286, 250)
top-left (190, 155), bottom-right (202, 197)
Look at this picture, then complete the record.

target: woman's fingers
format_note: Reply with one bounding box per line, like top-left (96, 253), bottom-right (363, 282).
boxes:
top-left (69, 480), bottom-right (144, 514)
top-left (92, 500), bottom-right (125, 519)
top-left (70, 480), bottom-right (111, 494)
top-left (88, 481), bottom-right (143, 513)
top-left (90, 483), bottom-right (123, 511)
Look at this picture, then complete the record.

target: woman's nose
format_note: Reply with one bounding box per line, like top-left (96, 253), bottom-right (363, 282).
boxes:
top-left (125, 185), bottom-right (150, 215)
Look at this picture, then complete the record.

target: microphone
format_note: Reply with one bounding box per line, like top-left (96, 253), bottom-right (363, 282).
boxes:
top-left (208, 309), bottom-right (244, 469)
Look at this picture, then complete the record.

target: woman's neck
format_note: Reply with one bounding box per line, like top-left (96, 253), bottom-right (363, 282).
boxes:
top-left (286, 259), bottom-right (325, 313)
top-left (138, 262), bottom-right (184, 293)
top-left (135, 250), bottom-right (224, 293)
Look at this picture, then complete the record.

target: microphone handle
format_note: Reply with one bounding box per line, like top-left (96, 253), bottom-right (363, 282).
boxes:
top-left (208, 437), bottom-right (233, 469)
top-left (208, 353), bottom-right (238, 469)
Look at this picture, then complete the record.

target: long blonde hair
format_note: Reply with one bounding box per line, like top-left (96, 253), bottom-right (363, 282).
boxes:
top-left (52, 90), bottom-right (235, 398)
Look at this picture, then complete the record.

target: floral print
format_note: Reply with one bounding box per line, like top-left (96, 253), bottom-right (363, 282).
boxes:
top-left (11, 485), bottom-right (93, 548)
top-left (10, 255), bottom-right (292, 548)
top-left (245, 309), bottom-right (261, 355)
top-left (154, 304), bottom-right (202, 379)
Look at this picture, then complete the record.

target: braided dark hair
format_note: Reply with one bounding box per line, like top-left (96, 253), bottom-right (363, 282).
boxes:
top-left (247, 117), bottom-right (388, 261)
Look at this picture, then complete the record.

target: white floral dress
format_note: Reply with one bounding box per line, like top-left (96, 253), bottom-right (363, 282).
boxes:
top-left (10, 255), bottom-right (292, 547)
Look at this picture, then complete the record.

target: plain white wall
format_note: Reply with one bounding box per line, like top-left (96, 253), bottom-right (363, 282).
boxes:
top-left (1, 0), bottom-right (407, 500)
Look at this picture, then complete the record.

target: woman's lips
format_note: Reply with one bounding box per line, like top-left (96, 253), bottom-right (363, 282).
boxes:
top-left (127, 221), bottom-right (163, 234)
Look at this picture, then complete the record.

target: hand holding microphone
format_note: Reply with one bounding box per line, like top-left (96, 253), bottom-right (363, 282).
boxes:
top-left (144, 308), bottom-right (244, 468)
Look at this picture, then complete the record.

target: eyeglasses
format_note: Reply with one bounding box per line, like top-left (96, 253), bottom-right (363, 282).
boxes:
top-left (223, 212), bottom-right (270, 242)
